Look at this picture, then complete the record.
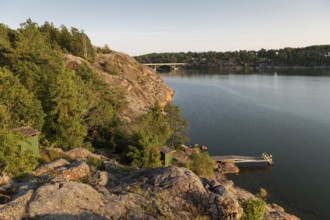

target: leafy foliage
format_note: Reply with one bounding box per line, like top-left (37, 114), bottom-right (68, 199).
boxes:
top-left (0, 128), bottom-right (38, 177)
top-left (0, 68), bottom-right (44, 130)
top-left (0, 19), bottom-right (125, 151)
top-left (45, 68), bottom-right (88, 149)
top-left (127, 103), bottom-right (171, 168)
top-left (241, 199), bottom-right (266, 220)
top-left (127, 130), bottom-right (162, 168)
top-left (0, 19), bottom-right (191, 175)
top-left (86, 156), bottom-right (103, 170)
top-left (164, 104), bottom-right (189, 148)
top-left (40, 22), bottom-right (96, 61)
top-left (185, 150), bottom-right (215, 178)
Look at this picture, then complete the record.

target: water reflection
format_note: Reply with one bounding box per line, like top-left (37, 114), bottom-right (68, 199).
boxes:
top-left (162, 70), bottom-right (330, 220)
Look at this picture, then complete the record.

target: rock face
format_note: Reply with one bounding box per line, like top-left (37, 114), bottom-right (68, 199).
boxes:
top-left (0, 159), bottom-right (300, 220)
top-left (215, 161), bottom-right (240, 174)
top-left (32, 158), bottom-right (70, 176)
top-left (65, 51), bottom-right (174, 121)
top-left (32, 159), bottom-right (90, 182)
top-left (28, 182), bottom-right (104, 219)
top-left (110, 166), bottom-right (244, 219)
top-left (0, 173), bottom-right (11, 185)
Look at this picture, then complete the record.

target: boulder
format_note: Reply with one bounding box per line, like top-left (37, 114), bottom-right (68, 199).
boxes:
top-left (43, 147), bottom-right (66, 158)
top-left (32, 158), bottom-right (70, 177)
top-left (103, 159), bottom-right (120, 171)
top-left (28, 182), bottom-right (105, 218)
top-left (117, 166), bottom-right (243, 220)
top-left (265, 203), bottom-right (300, 220)
top-left (0, 173), bottom-right (11, 185)
top-left (0, 190), bottom-right (34, 220)
top-left (66, 147), bottom-right (101, 160)
top-left (52, 161), bottom-right (90, 182)
top-left (93, 171), bottom-right (109, 186)
top-left (215, 161), bottom-right (239, 174)
top-left (0, 164), bottom-right (300, 220)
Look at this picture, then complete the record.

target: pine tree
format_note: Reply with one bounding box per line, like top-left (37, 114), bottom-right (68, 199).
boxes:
top-left (0, 68), bottom-right (44, 130)
top-left (165, 104), bottom-right (189, 148)
top-left (0, 127), bottom-right (38, 177)
top-left (45, 67), bottom-right (88, 149)
top-left (127, 103), bottom-right (171, 168)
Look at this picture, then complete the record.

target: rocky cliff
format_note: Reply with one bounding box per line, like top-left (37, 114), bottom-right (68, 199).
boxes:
top-left (65, 51), bottom-right (173, 121)
top-left (0, 149), bottom-right (299, 220)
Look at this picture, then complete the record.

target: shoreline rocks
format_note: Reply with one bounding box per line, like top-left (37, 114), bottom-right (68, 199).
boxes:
top-left (0, 148), bottom-right (300, 220)
top-left (215, 161), bottom-right (240, 174)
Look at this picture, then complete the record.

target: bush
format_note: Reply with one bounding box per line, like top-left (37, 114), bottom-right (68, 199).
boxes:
top-left (97, 44), bottom-right (112, 54)
top-left (186, 151), bottom-right (215, 178)
top-left (86, 156), bottom-right (103, 170)
top-left (39, 148), bottom-right (70, 164)
top-left (0, 129), bottom-right (38, 178)
top-left (103, 61), bottom-right (120, 75)
top-left (242, 198), bottom-right (266, 220)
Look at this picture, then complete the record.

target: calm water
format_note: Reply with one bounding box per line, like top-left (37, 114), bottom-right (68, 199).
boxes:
top-left (162, 70), bottom-right (330, 220)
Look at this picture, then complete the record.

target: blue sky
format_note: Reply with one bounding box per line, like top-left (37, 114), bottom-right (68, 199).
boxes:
top-left (1, 0), bottom-right (329, 55)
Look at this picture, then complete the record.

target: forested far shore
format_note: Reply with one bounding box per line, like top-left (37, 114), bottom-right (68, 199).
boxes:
top-left (134, 45), bottom-right (330, 70)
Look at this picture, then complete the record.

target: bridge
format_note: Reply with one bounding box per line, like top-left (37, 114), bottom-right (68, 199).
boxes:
top-left (211, 153), bottom-right (273, 165)
top-left (142, 63), bottom-right (187, 71)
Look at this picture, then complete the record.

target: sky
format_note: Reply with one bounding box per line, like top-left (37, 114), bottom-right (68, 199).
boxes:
top-left (1, 0), bottom-right (330, 56)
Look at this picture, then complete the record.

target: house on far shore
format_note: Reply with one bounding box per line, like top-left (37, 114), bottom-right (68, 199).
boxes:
top-left (160, 146), bottom-right (176, 166)
top-left (12, 126), bottom-right (40, 157)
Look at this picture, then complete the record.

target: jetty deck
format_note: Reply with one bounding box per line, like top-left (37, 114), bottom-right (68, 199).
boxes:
top-left (211, 153), bottom-right (273, 165)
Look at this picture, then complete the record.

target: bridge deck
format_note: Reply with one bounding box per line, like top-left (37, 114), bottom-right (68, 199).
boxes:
top-left (211, 154), bottom-right (273, 165)
top-left (143, 63), bottom-right (187, 66)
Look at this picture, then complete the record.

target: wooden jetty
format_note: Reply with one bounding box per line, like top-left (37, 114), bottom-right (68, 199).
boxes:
top-left (211, 153), bottom-right (273, 165)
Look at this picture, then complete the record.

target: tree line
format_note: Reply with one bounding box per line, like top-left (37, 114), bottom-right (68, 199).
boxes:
top-left (134, 45), bottom-right (330, 70)
top-left (0, 20), bottom-right (189, 177)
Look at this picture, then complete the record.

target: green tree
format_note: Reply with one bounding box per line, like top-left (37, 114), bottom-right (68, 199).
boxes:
top-left (127, 130), bottom-right (162, 168)
top-left (45, 68), bottom-right (88, 149)
top-left (127, 103), bottom-right (171, 168)
top-left (0, 24), bottom-right (13, 66)
top-left (164, 104), bottom-right (189, 148)
top-left (0, 104), bottom-right (10, 129)
top-left (0, 128), bottom-right (38, 177)
top-left (0, 68), bottom-right (44, 130)
top-left (10, 19), bottom-right (52, 64)
top-left (75, 62), bottom-right (119, 148)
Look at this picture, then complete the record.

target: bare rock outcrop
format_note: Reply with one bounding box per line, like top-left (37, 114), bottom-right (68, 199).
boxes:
top-left (65, 51), bottom-right (174, 121)
top-left (32, 158), bottom-right (70, 177)
top-left (52, 161), bottom-right (90, 182)
top-left (265, 204), bottom-right (300, 220)
top-left (66, 147), bottom-right (102, 160)
top-left (0, 173), bottom-right (11, 185)
top-left (0, 160), bottom-right (300, 220)
top-left (28, 181), bottom-right (105, 219)
top-left (115, 166), bottom-right (243, 219)
top-left (215, 161), bottom-right (240, 174)
top-left (32, 159), bottom-right (90, 182)
top-left (0, 190), bottom-right (34, 220)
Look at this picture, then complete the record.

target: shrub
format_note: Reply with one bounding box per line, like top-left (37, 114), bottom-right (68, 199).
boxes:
top-left (103, 61), bottom-right (120, 75)
top-left (0, 129), bottom-right (38, 178)
top-left (99, 44), bottom-right (112, 54)
top-left (86, 156), bottom-right (103, 170)
top-left (39, 148), bottom-right (71, 164)
top-left (186, 151), bottom-right (215, 178)
top-left (242, 198), bottom-right (266, 220)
